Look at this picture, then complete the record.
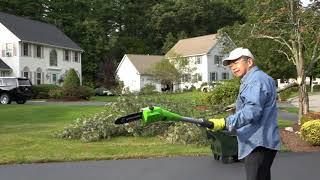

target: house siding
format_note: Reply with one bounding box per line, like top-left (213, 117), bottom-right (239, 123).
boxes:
top-left (117, 55), bottom-right (141, 92)
top-left (207, 37), bottom-right (232, 81)
top-left (140, 74), bottom-right (161, 92)
top-left (0, 22), bottom-right (82, 84)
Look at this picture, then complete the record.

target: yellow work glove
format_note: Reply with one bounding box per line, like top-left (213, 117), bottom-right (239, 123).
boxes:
top-left (208, 118), bottom-right (225, 132)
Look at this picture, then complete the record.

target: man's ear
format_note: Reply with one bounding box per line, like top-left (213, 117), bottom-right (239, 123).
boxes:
top-left (248, 58), bottom-right (254, 67)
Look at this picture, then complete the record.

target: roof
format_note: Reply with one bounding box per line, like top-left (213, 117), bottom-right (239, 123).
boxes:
top-left (0, 11), bottom-right (82, 51)
top-left (167, 34), bottom-right (219, 56)
top-left (125, 54), bottom-right (164, 74)
top-left (0, 58), bottom-right (12, 70)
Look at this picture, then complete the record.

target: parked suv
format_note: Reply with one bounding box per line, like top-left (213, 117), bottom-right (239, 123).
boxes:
top-left (0, 77), bottom-right (32, 104)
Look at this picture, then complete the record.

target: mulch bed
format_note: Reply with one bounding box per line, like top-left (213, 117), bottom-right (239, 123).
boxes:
top-left (280, 123), bottom-right (320, 152)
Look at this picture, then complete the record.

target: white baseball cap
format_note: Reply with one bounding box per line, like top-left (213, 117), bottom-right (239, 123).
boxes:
top-left (222, 47), bottom-right (254, 66)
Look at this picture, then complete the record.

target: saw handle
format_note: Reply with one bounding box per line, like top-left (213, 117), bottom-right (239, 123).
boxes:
top-left (179, 117), bottom-right (214, 129)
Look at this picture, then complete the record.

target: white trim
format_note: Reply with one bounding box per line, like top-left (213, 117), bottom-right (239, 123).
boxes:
top-left (20, 40), bottom-right (83, 52)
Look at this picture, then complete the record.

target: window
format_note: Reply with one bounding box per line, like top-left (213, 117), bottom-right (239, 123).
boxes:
top-left (182, 74), bottom-right (191, 82)
top-left (74, 52), bottom-right (79, 62)
top-left (36, 68), bottom-right (42, 85)
top-left (50, 49), bottom-right (57, 66)
top-left (214, 55), bottom-right (222, 65)
top-left (52, 73), bottom-right (57, 84)
top-left (210, 72), bottom-right (218, 81)
top-left (192, 73), bottom-right (202, 82)
top-left (36, 45), bottom-right (43, 58)
top-left (23, 71), bottom-right (29, 78)
top-left (64, 50), bottom-right (70, 61)
top-left (195, 56), bottom-right (202, 64)
top-left (36, 72), bottom-right (41, 85)
top-left (5, 43), bottom-right (13, 57)
top-left (222, 72), bottom-right (229, 80)
top-left (22, 43), bottom-right (31, 56)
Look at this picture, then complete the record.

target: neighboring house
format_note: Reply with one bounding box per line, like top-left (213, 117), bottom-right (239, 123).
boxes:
top-left (116, 33), bottom-right (235, 93)
top-left (166, 33), bottom-right (234, 91)
top-left (116, 54), bottom-right (164, 92)
top-left (0, 11), bottom-right (83, 85)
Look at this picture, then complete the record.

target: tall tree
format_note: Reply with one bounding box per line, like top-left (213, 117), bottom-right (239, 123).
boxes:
top-left (249, 0), bottom-right (320, 123)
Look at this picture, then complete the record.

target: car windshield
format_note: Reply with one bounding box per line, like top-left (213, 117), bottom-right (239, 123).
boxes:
top-left (18, 79), bottom-right (31, 86)
top-left (3, 78), bottom-right (17, 86)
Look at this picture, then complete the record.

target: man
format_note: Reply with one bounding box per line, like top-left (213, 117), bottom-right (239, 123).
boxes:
top-left (209, 47), bottom-right (280, 180)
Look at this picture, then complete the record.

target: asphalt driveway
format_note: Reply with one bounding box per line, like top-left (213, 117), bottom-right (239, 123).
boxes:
top-left (0, 152), bottom-right (319, 180)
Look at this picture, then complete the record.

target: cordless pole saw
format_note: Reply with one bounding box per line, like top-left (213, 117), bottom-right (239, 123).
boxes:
top-left (115, 106), bottom-right (225, 131)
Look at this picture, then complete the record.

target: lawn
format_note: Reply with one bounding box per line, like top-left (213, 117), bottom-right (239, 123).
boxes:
top-left (0, 103), bottom-right (295, 165)
top-left (0, 104), bottom-right (210, 165)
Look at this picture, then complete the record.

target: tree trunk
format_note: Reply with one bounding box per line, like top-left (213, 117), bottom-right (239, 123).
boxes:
top-left (298, 82), bottom-right (309, 125)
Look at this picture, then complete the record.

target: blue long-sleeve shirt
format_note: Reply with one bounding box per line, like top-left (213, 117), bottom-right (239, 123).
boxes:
top-left (226, 66), bottom-right (280, 159)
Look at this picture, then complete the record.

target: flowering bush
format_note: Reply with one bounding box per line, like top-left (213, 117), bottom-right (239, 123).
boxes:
top-left (300, 120), bottom-right (320, 146)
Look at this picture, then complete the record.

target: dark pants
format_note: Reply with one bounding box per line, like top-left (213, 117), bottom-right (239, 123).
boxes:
top-left (244, 146), bottom-right (277, 180)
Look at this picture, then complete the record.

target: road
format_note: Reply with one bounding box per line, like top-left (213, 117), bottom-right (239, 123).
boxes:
top-left (0, 152), bottom-right (319, 180)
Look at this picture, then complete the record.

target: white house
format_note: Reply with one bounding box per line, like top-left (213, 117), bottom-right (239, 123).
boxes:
top-left (116, 54), bottom-right (164, 92)
top-left (116, 33), bottom-right (235, 92)
top-left (166, 33), bottom-right (234, 91)
top-left (0, 11), bottom-right (83, 85)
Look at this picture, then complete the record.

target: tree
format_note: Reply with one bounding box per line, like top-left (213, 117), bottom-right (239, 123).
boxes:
top-left (150, 58), bottom-right (180, 91)
top-left (249, 0), bottom-right (320, 123)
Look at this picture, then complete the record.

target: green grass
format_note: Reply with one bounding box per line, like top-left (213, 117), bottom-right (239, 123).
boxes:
top-left (0, 104), bottom-right (210, 165)
top-left (0, 100), bottom-right (296, 165)
top-left (279, 107), bottom-right (299, 114)
top-left (278, 119), bottom-right (295, 128)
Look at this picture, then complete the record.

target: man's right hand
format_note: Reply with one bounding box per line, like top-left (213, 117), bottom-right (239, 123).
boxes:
top-left (208, 118), bottom-right (226, 132)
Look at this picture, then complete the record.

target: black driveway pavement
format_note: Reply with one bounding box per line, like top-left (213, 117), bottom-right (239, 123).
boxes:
top-left (0, 152), bottom-right (319, 180)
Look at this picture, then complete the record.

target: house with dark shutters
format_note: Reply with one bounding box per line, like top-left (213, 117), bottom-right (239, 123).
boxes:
top-left (0, 11), bottom-right (83, 85)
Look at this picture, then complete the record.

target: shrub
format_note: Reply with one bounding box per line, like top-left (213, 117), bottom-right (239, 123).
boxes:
top-left (140, 84), bottom-right (157, 95)
top-left (206, 78), bottom-right (240, 111)
top-left (278, 86), bottom-right (298, 101)
top-left (78, 86), bottom-right (94, 100)
top-left (48, 88), bottom-right (64, 99)
top-left (300, 112), bottom-right (320, 125)
top-left (32, 84), bottom-right (59, 99)
top-left (313, 85), bottom-right (320, 92)
top-left (300, 120), bottom-right (320, 146)
top-left (63, 69), bottom-right (80, 88)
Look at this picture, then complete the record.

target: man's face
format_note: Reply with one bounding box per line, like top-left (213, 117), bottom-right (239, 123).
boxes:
top-left (227, 57), bottom-right (253, 78)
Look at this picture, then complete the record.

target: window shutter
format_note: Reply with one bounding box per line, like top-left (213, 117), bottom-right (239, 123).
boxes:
top-left (28, 44), bottom-right (31, 56)
top-left (1, 49), bottom-right (4, 57)
top-left (33, 45), bottom-right (36, 58)
top-left (20, 71), bottom-right (23, 77)
top-left (12, 44), bottom-right (17, 56)
top-left (41, 46), bottom-right (44, 58)
top-left (42, 72), bottom-right (44, 84)
top-left (20, 43), bottom-right (23, 56)
top-left (34, 72), bottom-right (37, 84)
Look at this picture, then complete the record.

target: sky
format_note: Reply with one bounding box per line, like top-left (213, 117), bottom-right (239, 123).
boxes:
top-left (300, 0), bottom-right (312, 7)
